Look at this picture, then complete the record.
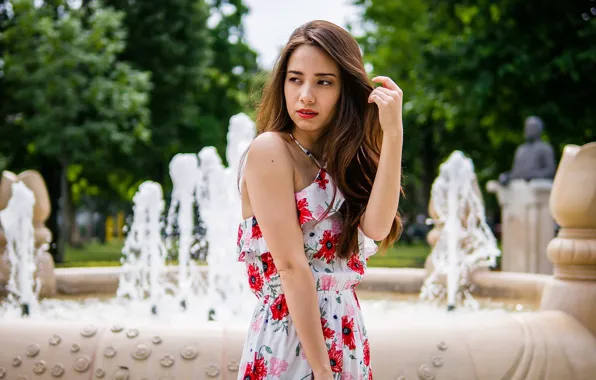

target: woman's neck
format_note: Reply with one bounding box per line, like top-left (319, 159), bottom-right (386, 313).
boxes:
top-left (290, 127), bottom-right (325, 161)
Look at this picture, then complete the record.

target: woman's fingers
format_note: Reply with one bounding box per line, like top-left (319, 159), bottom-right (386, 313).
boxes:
top-left (374, 86), bottom-right (401, 100)
top-left (372, 88), bottom-right (393, 103)
top-left (368, 89), bottom-right (392, 104)
top-left (368, 93), bottom-right (388, 106)
top-left (368, 87), bottom-right (394, 105)
top-left (372, 76), bottom-right (401, 93)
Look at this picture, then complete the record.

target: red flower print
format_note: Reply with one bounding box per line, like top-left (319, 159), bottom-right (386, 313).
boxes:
top-left (369, 369), bottom-right (373, 380)
top-left (347, 254), bottom-right (365, 275)
top-left (242, 363), bottom-right (254, 380)
top-left (242, 353), bottom-right (268, 380)
top-left (316, 169), bottom-right (329, 190)
top-left (296, 197), bottom-right (314, 224)
top-left (247, 264), bottom-right (263, 293)
top-left (341, 315), bottom-right (356, 350)
top-left (363, 339), bottom-right (371, 366)
top-left (328, 342), bottom-right (343, 373)
top-left (320, 318), bottom-right (335, 340)
top-left (270, 294), bottom-right (289, 320)
top-left (260, 252), bottom-right (277, 280)
top-left (253, 352), bottom-right (267, 379)
top-left (251, 217), bottom-right (262, 239)
top-left (237, 224), bottom-right (243, 246)
top-left (314, 230), bottom-right (338, 263)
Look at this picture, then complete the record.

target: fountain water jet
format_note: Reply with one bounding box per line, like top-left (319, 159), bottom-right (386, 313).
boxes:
top-left (165, 153), bottom-right (203, 311)
top-left (115, 113), bottom-right (257, 321)
top-left (421, 151), bottom-right (500, 310)
top-left (0, 182), bottom-right (40, 316)
top-left (194, 113), bottom-right (256, 321)
top-left (116, 181), bottom-right (169, 315)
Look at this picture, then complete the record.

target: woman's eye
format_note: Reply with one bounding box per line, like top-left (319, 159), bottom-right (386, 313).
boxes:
top-left (288, 77), bottom-right (301, 83)
top-left (319, 80), bottom-right (332, 86)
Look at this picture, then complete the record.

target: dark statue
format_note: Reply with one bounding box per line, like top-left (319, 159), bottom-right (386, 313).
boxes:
top-left (499, 116), bottom-right (556, 186)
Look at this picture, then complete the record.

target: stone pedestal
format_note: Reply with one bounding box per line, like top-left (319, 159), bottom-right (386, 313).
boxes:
top-left (487, 179), bottom-right (554, 274)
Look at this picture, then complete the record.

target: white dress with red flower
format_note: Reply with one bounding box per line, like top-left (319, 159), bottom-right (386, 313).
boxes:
top-left (237, 167), bottom-right (378, 380)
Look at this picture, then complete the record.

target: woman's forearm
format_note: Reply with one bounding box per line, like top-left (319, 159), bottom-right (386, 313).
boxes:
top-left (279, 263), bottom-right (332, 376)
top-left (360, 133), bottom-right (403, 240)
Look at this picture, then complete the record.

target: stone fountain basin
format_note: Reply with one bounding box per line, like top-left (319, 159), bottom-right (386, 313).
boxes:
top-left (1, 267), bottom-right (596, 379)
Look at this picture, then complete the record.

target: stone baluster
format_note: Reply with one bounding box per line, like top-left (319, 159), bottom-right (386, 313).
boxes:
top-left (540, 142), bottom-right (596, 336)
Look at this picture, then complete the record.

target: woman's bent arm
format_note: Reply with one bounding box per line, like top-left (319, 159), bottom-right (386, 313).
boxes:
top-left (361, 76), bottom-right (404, 241)
top-left (360, 133), bottom-right (403, 241)
top-left (244, 132), bottom-right (332, 378)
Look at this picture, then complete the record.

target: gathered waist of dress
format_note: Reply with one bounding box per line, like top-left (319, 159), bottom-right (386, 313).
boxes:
top-left (254, 287), bottom-right (358, 302)
top-left (316, 288), bottom-right (357, 295)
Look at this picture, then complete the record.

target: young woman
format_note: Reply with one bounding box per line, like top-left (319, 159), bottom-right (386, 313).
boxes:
top-left (237, 20), bottom-right (403, 380)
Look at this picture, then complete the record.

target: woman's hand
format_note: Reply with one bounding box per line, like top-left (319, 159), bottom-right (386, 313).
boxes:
top-left (368, 76), bottom-right (403, 138)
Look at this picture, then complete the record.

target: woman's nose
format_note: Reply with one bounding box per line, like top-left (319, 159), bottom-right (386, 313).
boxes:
top-left (299, 85), bottom-right (315, 104)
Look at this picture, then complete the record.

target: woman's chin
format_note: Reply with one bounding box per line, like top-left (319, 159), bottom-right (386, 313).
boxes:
top-left (293, 120), bottom-right (325, 133)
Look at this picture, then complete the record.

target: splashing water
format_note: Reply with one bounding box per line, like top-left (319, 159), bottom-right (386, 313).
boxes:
top-left (117, 113), bottom-right (257, 321)
top-left (116, 181), bottom-right (170, 314)
top-left (195, 113), bottom-right (256, 321)
top-left (165, 154), bottom-right (203, 309)
top-left (421, 151), bottom-right (500, 309)
top-left (0, 182), bottom-right (41, 315)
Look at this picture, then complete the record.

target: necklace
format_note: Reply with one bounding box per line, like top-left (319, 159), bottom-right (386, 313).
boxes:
top-left (288, 133), bottom-right (323, 169)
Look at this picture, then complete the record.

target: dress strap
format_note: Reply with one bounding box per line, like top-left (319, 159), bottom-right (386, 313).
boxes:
top-left (288, 133), bottom-right (323, 169)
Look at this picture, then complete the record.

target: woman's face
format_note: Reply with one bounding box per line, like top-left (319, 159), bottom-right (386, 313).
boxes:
top-left (284, 44), bottom-right (341, 135)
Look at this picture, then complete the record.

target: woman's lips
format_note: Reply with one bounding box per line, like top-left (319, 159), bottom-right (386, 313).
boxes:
top-left (297, 110), bottom-right (318, 119)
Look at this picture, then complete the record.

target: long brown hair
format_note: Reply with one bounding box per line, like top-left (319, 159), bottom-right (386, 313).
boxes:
top-left (244, 20), bottom-right (402, 258)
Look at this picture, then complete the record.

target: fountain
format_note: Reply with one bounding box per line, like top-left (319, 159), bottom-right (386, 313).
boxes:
top-left (165, 153), bottom-right (203, 312)
top-left (195, 112), bottom-right (256, 321)
top-left (0, 170), bottom-right (56, 299)
top-left (117, 113), bottom-right (256, 321)
top-left (421, 151), bottom-right (500, 310)
top-left (0, 113), bottom-right (595, 379)
top-left (0, 182), bottom-right (40, 316)
top-left (117, 181), bottom-right (169, 315)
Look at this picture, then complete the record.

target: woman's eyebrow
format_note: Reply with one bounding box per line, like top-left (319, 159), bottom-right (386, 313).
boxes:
top-left (287, 70), bottom-right (337, 77)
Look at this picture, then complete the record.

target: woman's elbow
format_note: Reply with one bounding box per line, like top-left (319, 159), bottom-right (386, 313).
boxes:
top-left (361, 226), bottom-right (390, 242)
top-left (277, 259), bottom-right (311, 280)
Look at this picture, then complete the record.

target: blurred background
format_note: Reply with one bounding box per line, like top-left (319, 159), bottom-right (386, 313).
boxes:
top-left (1, 0), bottom-right (594, 268)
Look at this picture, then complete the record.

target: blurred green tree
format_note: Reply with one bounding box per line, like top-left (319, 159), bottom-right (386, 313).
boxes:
top-left (0, 0), bottom-right (151, 261)
top-left (104, 0), bottom-right (259, 187)
top-left (356, 0), bottom-right (596, 223)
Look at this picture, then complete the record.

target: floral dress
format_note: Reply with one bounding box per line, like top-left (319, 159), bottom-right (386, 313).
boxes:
top-left (236, 135), bottom-right (378, 380)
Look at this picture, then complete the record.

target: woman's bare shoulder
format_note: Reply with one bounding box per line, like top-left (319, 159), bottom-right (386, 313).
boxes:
top-left (246, 131), bottom-right (293, 172)
top-left (249, 131), bottom-right (290, 151)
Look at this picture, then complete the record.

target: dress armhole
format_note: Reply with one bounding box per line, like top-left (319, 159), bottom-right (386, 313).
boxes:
top-left (358, 226), bottom-right (379, 259)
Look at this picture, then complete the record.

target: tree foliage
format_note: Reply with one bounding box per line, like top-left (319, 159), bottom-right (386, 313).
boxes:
top-left (2, 0), bottom-right (260, 202)
top-left (104, 0), bottom-right (259, 187)
top-left (0, 0), bottom-right (152, 259)
top-left (1, 0), bottom-right (151, 168)
top-left (356, 0), bottom-right (596, 216)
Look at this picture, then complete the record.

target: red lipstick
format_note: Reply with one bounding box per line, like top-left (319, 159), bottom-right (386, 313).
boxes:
top-left (297, 108), bottom-right (318, 119)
